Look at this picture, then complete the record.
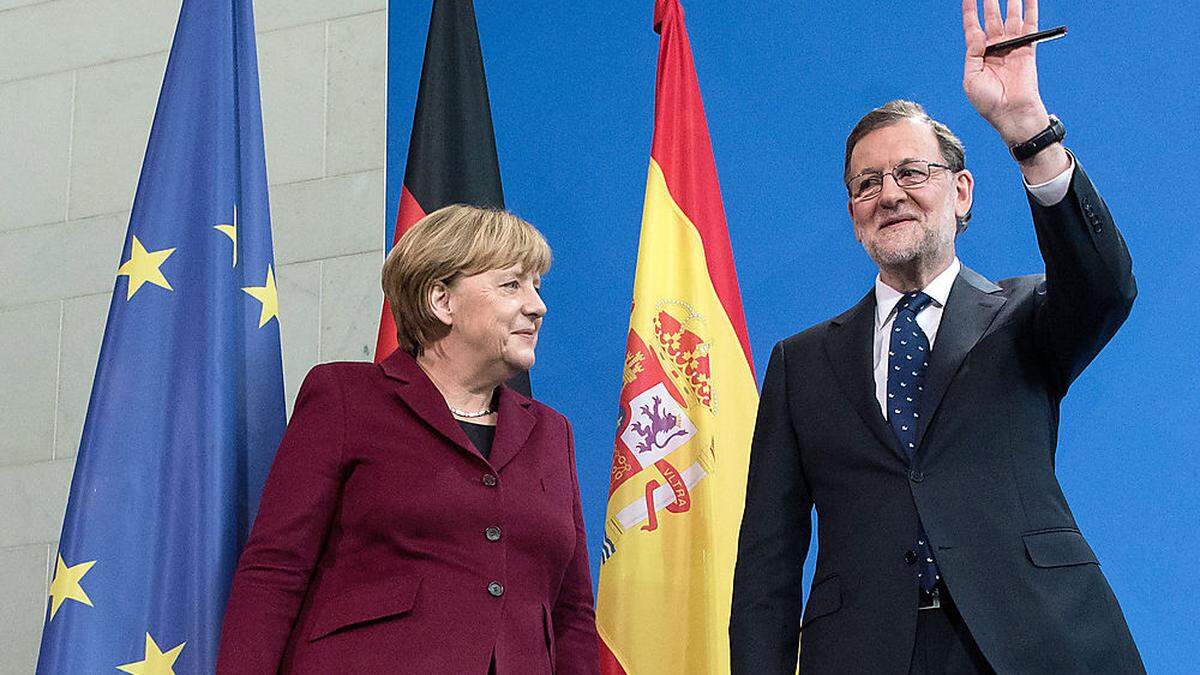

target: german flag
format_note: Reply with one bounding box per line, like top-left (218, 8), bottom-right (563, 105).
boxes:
top-left (376, 0), bottom-right (531, 393)
top-left (595, 0), bottom-right (758, 672)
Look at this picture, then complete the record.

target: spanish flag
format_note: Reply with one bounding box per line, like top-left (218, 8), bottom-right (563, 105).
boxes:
top-left (595, 1), bottom-right (757, 672)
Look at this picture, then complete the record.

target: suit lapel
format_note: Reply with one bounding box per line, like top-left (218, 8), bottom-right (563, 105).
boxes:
top-left (380, 351), bottom-right (538, 470)
top-left (487, 387), bottom-right (537, 472)
top-left (380, 351), bottom-right (477, 459)
top-left (913, 266), bottom-right (1005, 451)
top-left (824, 290), bottom-right (906, 462)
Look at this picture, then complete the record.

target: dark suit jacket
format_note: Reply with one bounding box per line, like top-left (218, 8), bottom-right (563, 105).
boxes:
top-left (730, 164), bottom-right (1144, 674)
top-left (217, 351), bottom-right (599, 674)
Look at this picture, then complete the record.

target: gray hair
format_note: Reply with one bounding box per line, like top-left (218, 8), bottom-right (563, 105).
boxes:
top-left (844, 100), bottom-right (971, 232)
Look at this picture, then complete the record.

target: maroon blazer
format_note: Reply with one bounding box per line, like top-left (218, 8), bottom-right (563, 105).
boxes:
top-left (217, 351), bottom-right (599, 674)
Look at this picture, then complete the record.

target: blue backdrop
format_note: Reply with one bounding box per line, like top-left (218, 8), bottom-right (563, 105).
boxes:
top-left (386, 2), bottom-right (1198, 670)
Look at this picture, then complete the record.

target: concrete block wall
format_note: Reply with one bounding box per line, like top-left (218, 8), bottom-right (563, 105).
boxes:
top-left (0, 0), bottom-right (387, 669)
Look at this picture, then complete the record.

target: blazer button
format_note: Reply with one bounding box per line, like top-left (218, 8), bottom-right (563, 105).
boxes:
top-left (904, 550), bottom-right (918, 565)
top-left (908, 469), bottom-right (924, 483)
top-left (485, 526), bottom-right (502, 542)
top-left (487, 581), bottom-right (505, 597)
top-left (482, 474), bottom-right (497, 487)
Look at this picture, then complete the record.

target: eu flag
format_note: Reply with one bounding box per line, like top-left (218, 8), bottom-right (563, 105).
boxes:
top-left (35, 0), bottom-right (284, 672)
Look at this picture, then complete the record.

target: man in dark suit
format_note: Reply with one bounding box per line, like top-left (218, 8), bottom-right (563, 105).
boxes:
top-left (729, 1), bottom-right (1144, 673)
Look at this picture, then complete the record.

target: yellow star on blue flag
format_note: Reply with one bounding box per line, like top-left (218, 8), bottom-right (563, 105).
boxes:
top-left (116, 634), bottom-right (186, 675)
top-left (117, 236), bottom-right (175, 300)
top-left (213, 205), bottom-right (238, 267)
top-left (47, 555), bottom-right (96, 620)
top-left (35, 0), bottom-right (286, 672)
top-left (242, 265), bottom-right (279, 328)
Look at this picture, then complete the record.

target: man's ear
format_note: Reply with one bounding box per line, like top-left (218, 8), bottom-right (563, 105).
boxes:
top-left (428, 281), bottom-right (453, 327)
top-left (954, 168), bottom-right (975, 221)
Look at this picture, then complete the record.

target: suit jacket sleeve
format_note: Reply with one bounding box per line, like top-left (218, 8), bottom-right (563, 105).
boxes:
top-left (730, 342), bottom-right (812, 674)
top-left (552, 417), bottom-right (601, 675)
top-left (217, 364), bottom-right (347, 674)
top-left (1028, 161), bottom-right (1137, 395)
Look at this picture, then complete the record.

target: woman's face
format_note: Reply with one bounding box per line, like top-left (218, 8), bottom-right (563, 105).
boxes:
top-left (436, 264), bottom-right (547, 383)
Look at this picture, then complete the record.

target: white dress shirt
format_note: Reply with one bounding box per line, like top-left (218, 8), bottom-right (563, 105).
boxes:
top-left (872, 259), bottom-right (960, 416)
top-left (871, 158), bottom-right (1075, 416)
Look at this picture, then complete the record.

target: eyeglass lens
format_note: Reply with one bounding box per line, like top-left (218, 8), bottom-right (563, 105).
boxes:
top-left (849, 161), bottom-right (936, 200)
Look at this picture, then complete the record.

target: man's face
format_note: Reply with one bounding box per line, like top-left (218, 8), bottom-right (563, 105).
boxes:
top-left (846, 119), bottom-right (972, 272)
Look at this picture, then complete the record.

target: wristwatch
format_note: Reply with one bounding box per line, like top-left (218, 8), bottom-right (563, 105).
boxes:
top-left (1009, 115), bottom-right (1065, 162)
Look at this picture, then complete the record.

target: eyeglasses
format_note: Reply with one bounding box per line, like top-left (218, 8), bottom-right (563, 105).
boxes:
top-left (846, 160), bottom-right (954, 201)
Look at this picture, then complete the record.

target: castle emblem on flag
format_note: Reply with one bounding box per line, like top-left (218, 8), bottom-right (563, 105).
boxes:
top-left (653, 306), bottom-right (713, 411)
top-left (606, 303), bottom-right (716, 541)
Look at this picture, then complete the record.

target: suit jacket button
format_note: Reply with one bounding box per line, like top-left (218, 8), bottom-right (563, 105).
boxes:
top-left (908, 469), bottom-right (924, 483)
top-left (482, 474), bottom-right (497, 487)
top-left (905, 550), bottom-right (918, 565)
top-left (487, 581), bottom-right (504, 597)
top-left (485, 526), bottom-right (502, 542)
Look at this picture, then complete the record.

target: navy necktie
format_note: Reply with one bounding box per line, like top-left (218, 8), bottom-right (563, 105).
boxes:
top-left (886, 291), bottom-right (941, 592)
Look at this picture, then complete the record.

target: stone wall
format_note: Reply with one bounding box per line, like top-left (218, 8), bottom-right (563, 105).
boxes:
top-left (0, 0), bottom-right (387, 667)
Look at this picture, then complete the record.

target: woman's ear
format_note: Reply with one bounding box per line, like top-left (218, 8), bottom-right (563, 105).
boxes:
top-left (428, 280), bottom-right (453, 327)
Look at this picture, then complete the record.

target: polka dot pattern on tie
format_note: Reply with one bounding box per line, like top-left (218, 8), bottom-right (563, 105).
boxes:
top-left (887, 291), bottom-right (933, 447)
top-left (886, 291), bottom-right (942, 592)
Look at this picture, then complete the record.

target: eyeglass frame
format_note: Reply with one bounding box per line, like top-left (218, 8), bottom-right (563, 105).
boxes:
top-left (845, 159), bottom-right (958, 202)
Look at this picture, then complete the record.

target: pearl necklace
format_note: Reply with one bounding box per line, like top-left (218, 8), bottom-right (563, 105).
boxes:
top-left (450, 405), bottom-right (494, 419)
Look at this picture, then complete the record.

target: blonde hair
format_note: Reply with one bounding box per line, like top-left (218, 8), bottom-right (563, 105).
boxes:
top-left (381, 204), bottom-right (551, 354)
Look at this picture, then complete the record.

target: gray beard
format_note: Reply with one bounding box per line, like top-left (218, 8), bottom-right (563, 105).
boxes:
top-left (864, 219), bottom-right (955, 271)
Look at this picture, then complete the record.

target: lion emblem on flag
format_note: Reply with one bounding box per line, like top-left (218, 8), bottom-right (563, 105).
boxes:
top-left (606, 302), bottom-right (715, 542)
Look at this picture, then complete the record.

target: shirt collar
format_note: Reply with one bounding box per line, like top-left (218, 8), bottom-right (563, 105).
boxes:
top-left (874, 257), bottom-right (961, 328)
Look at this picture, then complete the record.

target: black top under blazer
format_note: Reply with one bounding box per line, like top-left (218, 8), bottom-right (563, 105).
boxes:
top-left (730, 163), bottom-right (1145, 674)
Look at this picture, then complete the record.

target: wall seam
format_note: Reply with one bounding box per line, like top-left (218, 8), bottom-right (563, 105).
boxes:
top-left (316, 259), bottom-right (324, 362)
top-left (0, 50), bottom-right (166, 88)
top-left (0, 290), bottom-right (112, 314)
top-left (49, 299), bottom-right (64, 459)
top-left (0, 0), bottom-right (59, 17)
top-left (322, 20), bottom-right (330, 178)
top-left (0, 8), bottom-right (383, 87)
top-left (63, 69), bottom-right (76, 221)
top-left (45, 541), bottom-right (53, 599)
top-left (0, 210), bottom-right (132, 237)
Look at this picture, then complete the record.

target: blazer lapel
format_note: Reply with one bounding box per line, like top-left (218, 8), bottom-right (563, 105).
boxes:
top-left (487, 387), bottom-right (537, 473)
top-left (379, 351), bottom-right (477, 459)
top-left (824, 290), bottom-right (906, 462)
top-left (913, 266), bottom-right (1005, 451)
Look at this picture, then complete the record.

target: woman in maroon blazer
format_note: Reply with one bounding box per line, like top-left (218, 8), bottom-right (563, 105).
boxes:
top-left (217, 205), bottom-right (598, 674)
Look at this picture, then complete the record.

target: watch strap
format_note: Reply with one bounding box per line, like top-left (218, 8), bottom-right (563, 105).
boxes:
top-left (1010, 115), bottom-right (1065, 162)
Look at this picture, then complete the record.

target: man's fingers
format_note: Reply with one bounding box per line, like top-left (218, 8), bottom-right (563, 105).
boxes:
top-left (983, 0), bottom-right (1004, 37)
top-left (963, 0), bottom-right (982, 34)
top-left (963, 29), bottom-right (987, 73)
top-left (1006, 0), bottom-right (1023, 30)
top-left (1025, 0), bottom-right (1039, 31)
top-left (962, 0), bottom-right (987, 53)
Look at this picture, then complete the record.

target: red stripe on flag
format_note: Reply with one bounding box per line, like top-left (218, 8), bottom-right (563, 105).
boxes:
top-left (395, 183), bottom-right (429, 236)
top-left (649, 0), bottom-right (754, 376)
top-left (374, 185), bottom-right (427, 363)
